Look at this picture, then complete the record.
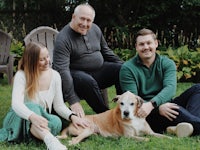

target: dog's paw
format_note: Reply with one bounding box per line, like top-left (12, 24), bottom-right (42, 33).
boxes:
top-left (56, 135), bottom-right (68, 139)
top-left (69, 137), bottom-right (80, 145)
top-left (68, 140), bottom-right (74, 146)
top-left (68, 137), bottom-right (79, 145)
top-left (166, 136), bottom-right (172, 139)
top-left (144, 137), bottom-right (150, 142)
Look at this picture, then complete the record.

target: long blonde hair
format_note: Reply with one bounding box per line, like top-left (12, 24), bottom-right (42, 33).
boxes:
top-left (18, 42), bottom-right (45, 99)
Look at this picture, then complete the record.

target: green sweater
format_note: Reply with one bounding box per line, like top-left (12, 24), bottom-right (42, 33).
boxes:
top-left (119, 53), bottom-right (177, 106)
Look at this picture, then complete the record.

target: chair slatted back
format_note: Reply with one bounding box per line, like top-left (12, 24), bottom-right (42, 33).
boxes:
top-left (0, 30), bottom-right (14, 84)
top-left (24, 26), bottom-right (59, 61)
top-left (0, 30), bottom-right (12, 65)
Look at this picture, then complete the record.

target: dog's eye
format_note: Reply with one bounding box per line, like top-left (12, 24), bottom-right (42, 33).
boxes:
top-left (120, 102), bottom-right (124, 105)
top-left (130, 103), bottom-right (134, 106)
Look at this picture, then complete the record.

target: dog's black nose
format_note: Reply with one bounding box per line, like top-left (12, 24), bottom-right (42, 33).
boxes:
top-left (124, 111), bottom-right (129, 117)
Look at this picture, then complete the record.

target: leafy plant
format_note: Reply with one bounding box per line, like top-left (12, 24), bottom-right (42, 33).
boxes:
top-left (113, 48), bottom-right (135, 61)
top-left (10, 39), bottom-right (24, 58)
top-left (159, 45), bottom-right (200, 82)
top-left (10, 39), bottom-right (24, 72)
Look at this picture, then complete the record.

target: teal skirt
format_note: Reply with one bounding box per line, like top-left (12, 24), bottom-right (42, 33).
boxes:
top-left (0, 102), bottom-right (62, 143)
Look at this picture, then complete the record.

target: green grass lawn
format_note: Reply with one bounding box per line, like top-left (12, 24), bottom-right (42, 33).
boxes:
top-left (0, 77), bottom-right (199, 150)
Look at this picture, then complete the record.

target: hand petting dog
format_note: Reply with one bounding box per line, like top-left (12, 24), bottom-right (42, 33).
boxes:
top-left (57, 91), bottom-right (172, 145)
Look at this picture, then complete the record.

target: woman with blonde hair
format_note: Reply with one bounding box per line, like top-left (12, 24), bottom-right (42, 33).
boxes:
top-left (0, 42), bottom-right (88, 150)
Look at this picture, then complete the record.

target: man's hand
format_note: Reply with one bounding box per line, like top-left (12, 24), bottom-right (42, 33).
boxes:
top-left (70, 102), bottom-right (85, 118)
top-left (71, 115), bottom-right (90, 129)
top-left (137, 102), bottom-right (154, 118)
top-left (159, 102), bottom-right (179, 121)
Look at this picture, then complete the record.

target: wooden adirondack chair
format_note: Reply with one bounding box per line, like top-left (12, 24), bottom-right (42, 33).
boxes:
top-left (24, 26), bottom-right (59, 62)
top-left (0, 30), bottom-right (14, 84)
top-left (24, 26), bottom-right (109, 106)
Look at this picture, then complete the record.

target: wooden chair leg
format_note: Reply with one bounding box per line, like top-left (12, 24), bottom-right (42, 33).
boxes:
top-left (101, 89), bottom-right (109, 107)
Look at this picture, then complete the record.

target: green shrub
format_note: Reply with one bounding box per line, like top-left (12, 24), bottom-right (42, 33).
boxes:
top-left (159, 45), bottom-right (200, 82)
top-left (10, 39), bottom-right (24, 72)
top-left (10, 39), bottom-right (24, 58)
top-left (113, 48), bottom-right (136, 61)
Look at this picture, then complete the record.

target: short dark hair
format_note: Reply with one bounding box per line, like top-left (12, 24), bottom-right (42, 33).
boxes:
top-left (135, 28), bottom-right (157, 43)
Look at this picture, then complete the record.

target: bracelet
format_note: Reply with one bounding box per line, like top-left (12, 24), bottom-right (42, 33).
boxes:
top-left (69, 113), bottom-right (77, 121)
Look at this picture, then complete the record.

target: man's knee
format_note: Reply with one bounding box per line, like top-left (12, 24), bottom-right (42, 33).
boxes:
top-left (110, 62), bottom-right (122, 73)
top-left (76, 75), bottom-right (97, 88)
top-left (193, 84), bottom-right (200, 91)
top-left (72, 70), bottom-right (96, 85)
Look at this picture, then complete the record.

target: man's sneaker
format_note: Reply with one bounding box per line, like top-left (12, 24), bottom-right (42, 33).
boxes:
top-left (46, 137), bottom-right (67, 150)
top-left (166, 122), bottom-right (194, 137)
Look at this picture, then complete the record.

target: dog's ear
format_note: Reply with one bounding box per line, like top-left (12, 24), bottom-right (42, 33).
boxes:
top-left (136, 96), bottom-right (144, 107)
top-left (112, 95), bottom-right (120, 102)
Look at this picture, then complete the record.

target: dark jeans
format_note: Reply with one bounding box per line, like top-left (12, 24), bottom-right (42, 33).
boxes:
top-left (71, 61), bottom-right (122, 113)
top-left (146, 84), bottom-right (200, 135)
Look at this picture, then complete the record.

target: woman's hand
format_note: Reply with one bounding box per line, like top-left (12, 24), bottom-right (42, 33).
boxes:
top-left (159, 102), bottom-right (179, 121)
top-left (29, 113), bottom-right (49, 131)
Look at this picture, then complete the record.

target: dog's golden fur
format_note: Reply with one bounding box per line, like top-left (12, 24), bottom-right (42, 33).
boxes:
top-left (57, 91), bottom-right (171, 145)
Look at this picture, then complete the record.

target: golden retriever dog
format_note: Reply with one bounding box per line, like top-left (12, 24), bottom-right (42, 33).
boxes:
top-left (57, 91), bottom-right (171, 145)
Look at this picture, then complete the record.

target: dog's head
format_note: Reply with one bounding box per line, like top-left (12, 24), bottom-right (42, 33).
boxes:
top-left (113, 91), bottom-right (143, 120)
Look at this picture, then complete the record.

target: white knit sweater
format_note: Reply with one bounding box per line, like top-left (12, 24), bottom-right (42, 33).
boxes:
top-left (11, 69), bottom-right (72, 121)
